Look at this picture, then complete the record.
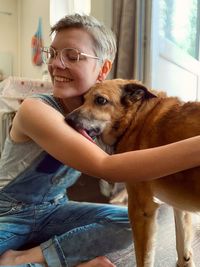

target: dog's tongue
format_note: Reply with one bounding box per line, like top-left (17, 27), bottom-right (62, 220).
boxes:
top-left (78, 129), bottom-right (96, 144)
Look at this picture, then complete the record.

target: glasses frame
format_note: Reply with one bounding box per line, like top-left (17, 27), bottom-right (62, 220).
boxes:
top-left (41, 47), bottom-right (102, 67)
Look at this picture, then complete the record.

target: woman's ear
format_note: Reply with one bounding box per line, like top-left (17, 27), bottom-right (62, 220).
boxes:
top-left (97, 60), bottom-right (112, 82)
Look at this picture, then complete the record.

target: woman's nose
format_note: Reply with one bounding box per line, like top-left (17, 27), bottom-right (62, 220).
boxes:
top-left (51, 56), bottom-right (66, 69)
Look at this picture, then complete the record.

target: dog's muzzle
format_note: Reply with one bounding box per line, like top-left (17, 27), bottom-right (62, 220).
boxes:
top-left (65, 112), bottom-right (101, 143)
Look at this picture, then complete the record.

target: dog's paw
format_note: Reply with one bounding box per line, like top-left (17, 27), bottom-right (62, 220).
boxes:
top-left (176, 250), bottom-right (196, 267)
top-left (176, 258), bottom-right (195, 267)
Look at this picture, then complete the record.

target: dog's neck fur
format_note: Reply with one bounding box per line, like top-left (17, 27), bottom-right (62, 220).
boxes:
top-left (115, 96), bottom-right (181, 153)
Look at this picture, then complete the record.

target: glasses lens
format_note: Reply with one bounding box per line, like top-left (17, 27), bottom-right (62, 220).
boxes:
top-left (42, 47), bottom-right (54, 64)
top-left (61, 48), bottom-right (79, 64)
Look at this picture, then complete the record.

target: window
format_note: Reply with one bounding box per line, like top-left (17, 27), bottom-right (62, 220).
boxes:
top-left (50, 0), bottom-right (91, 26)
top-left (159, 0), bottom-right (200, 59)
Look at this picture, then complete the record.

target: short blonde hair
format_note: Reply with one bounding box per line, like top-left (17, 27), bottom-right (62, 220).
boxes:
top-left (51, 13), bottom-right (117, 63)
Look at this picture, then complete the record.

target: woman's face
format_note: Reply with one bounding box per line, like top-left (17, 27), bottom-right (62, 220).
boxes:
top-left (48, 28), bottom-right (103, 99)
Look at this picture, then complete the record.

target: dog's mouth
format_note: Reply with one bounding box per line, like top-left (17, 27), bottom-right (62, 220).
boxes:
top-left (65, 115), bottom-right (102, 144)
top-left (77, 128), bottom-right (101, 144)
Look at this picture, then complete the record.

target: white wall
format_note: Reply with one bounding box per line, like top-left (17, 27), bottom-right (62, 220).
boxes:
top-left (19, 0), bottom-right (51, 79)
top-left (91, 0), bottom-right (113, 28)
top-left (91, 0), bottom-right (113, 78)
top-left (0, 0), bottom-right (18, 76)
top-left (0, 0), bottom-right (113, 79)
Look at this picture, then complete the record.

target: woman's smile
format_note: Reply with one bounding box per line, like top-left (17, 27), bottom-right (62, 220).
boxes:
top-left (54, 76), bottom-right (73, 83)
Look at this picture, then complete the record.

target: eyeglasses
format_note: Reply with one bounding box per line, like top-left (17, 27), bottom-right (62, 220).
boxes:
top-left (41, 47), bottom-right (102, 68)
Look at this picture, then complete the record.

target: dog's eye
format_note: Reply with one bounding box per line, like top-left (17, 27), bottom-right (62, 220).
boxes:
top-left (95, 96), bottom-right (108, 105)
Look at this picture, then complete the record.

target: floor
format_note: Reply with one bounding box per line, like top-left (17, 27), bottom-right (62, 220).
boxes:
top-left (68, 175), bottom-right (200, 267)
top-left (106, 205), bottom-right (200, 267)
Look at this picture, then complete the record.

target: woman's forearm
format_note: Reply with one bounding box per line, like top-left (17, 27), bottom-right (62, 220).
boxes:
top-left (53, 125), bottom-right (200, 183)
top-left (99, 136), bottom-right (200, 183)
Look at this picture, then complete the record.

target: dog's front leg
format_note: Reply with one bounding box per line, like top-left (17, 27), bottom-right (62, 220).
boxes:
top-left (174, 209), bottom-right (195, 267)
top-left (127, 184), bottom-right (159, 267)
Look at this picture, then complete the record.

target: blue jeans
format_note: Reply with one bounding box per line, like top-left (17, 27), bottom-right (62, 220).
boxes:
top-left (0, 153), bottom-right (133, 267)
top-left (0, 196), bottom-right (132, 267)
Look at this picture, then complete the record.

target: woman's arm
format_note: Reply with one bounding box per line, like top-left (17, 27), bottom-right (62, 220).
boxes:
top-left (11, 98), bottom-right (200, 183)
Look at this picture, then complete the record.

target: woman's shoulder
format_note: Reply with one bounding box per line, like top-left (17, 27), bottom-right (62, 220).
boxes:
top-left (29, 94), bottom-right (65, 114)
top-left (10, 95), bottom-right (65, 143)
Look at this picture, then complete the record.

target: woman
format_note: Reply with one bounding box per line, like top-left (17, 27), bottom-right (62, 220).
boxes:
top-left (0, 14), bottom-right (200, 267)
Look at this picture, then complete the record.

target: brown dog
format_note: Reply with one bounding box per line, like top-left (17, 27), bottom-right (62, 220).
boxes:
top-left (66, 79), bottom-right (200, 267)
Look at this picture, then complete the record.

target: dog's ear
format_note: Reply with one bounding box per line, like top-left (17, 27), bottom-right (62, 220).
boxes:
top-left (121, 83), bottom-right (157, 105)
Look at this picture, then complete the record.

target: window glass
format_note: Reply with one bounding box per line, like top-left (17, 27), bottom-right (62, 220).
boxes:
top-left (159, 0), bottom-right (199, 59)
top-left (50, 0), bottom-right (91, 27)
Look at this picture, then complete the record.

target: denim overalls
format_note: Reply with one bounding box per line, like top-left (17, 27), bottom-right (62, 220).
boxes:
top-left (0, 95), bottom-right (133, 267)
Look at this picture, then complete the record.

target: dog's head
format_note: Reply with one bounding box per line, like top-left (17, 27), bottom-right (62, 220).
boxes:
top-left (65, 79), bottom-right (157, 146)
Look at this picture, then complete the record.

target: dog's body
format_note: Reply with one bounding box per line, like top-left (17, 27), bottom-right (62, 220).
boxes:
top-left (66, 79), bottom-right (200, 267)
